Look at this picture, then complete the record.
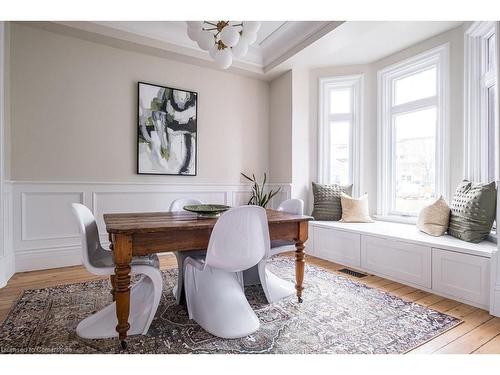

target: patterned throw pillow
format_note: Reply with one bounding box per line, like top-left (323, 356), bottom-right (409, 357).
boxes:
top-left (417, 196), bottom-right (450, 237)
top-left (448, 180), bottom-right (497, 243)
top-left (311, 182), bottom-right (353, 221)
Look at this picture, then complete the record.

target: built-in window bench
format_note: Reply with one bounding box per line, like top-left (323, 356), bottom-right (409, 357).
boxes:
top-left (308, 220), bottom-right (496, 309)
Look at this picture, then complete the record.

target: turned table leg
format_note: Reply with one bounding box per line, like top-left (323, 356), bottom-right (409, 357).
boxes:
top-left (295, 221), bottom-right (308, 303)
top-left (109, 234), bottom-right (116, 301)
top-left (110, 275), bottom-right (116, 301)
top-left (112, 234), bottom-right (132, 349)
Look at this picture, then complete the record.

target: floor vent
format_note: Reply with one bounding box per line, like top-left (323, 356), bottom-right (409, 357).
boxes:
top-left (338, 268), bottom-right (368, 278)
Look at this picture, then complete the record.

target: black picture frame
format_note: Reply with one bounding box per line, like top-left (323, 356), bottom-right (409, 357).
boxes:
top-left (137, 81), bottom-right (198, 176)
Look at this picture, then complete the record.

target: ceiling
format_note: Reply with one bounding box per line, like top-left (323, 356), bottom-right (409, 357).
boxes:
top-left (93, 21), bottom-right (334, 67)
top-left (271, 21), bottom-right (464, 72)
top-left (35, 21), bottom-right (464, 80)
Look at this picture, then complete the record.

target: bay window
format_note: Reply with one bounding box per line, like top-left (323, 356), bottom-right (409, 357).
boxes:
top-left (318, 75), bottom-right (363, 196)
top-left (378, 44), bottom-right (449, 218)
top-left (464, 21), bottom-right (498, 183)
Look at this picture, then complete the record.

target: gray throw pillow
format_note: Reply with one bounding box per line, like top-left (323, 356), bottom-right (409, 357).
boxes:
top-left (311, 182), bottom-right (353, 221)
top-left (448, 180), bottom-right (497, 243)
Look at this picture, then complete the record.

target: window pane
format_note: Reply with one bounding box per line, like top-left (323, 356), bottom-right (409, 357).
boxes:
top-left (394, 66), bottom-right (437, 105)
top-left (330, 88), bottom-right (351, 114)
top-left (329, 121), bottom-right (350, 185)
top-left (488, 84), bottom-right (496, 182)
top-left (487, 34), bottom-right (496, 72)
top-left (393, 107), bottom-right (437, 214)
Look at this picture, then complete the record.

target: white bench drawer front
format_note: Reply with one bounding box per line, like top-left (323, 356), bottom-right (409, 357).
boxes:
top-left (432, 248), bottom-right (490, 307)
top-left (361, 235), bottom-right (432, 288)
top-left (313, 227), bottom-right (361, 267)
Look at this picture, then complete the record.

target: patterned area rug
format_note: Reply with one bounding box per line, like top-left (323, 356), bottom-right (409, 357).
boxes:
top-left (0, 258), bottom-right (461, 354)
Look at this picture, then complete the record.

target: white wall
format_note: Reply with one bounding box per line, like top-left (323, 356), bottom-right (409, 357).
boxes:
top-left (372, 25), bottom-right (465, 202)
top-left (309, 64), bottom-right (377, 213)
top-left (9, 23), bottom-right (270, 183)
top-left (307, 25), bottom-right (465, 215)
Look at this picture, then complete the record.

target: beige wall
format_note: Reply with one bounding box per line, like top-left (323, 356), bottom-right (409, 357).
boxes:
top-left (269, 70), bottom-right (293, 183)
top-left (9, 23), bottom-right (270, 183)
top-left (3, 23), bottom-right (11, 181)
top-left (291, 68), bottom-right (312, 212)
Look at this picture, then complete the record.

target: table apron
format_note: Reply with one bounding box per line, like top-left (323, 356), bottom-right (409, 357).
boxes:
top-left (127, 221), bottom-right (301, 255)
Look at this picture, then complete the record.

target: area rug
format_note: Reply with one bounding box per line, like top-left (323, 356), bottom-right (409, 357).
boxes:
top-left (0, 257), bottom-right (461, 354)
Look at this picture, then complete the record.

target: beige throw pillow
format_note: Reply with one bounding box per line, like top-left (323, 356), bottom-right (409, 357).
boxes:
top-left (340, 193), bottom-right (374, 223)
top-left (416, 196), bottom-right (450, 237)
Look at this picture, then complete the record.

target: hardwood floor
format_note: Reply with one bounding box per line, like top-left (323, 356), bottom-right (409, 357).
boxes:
top-left (1, 253), bottom-right (499, 354)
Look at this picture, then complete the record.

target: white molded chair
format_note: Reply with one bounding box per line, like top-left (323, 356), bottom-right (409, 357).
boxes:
top-left (71, 203), bottom-right (162, 339)
top-left (169, 198), bottom-right (206, 304)
top-left (245, 199), bottom-right (304, 304)
top-left (183, 205), bottom-right (269, 338)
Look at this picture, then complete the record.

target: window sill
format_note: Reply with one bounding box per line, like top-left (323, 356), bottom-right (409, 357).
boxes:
top-left (373, 215), bottom-right (417, 225)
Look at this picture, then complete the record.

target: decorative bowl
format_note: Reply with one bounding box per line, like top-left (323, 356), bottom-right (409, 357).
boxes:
top-left (183, 204), bottom-right (231, 218)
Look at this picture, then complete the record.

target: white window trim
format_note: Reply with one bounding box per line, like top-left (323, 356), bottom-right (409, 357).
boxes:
top-left (377, 44), bottom-right (450, 220)
top-left (464, 21), bottom-right (498, 182)
top-left (318, 74), bottom-right (363, 196)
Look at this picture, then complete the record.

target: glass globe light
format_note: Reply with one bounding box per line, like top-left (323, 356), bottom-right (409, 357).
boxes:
top-left (231, 38), bottom-right (249, 58)
top-left (187, 26), bottom-right (201, 42)
top-left (219, 25), bottom-right (240, 47)
top-left (209, 44), bottom-right (218, 59)
top-left (186, 21), bottom-right (203, 28)
top-left (214, 48), bottom-right (233, 69)
top-left (241, 31), bottom-right (257, 45)
top-left (197, 31), bottom-right (215, 51)
top-left (242, 21), bottom-right (261, 34)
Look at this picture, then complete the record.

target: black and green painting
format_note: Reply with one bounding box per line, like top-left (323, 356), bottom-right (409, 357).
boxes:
top-left (138, 82), bottom-right (197, 175)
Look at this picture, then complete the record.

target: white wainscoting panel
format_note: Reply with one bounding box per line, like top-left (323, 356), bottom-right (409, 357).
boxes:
top-left (22, 192), bottom-right (84, 241)
top-left (10, 181), bottom-right (291, 272)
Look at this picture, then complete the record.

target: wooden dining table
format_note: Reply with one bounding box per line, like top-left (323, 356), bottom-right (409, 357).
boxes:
top-left (104, 208), bottom-right (312, 348)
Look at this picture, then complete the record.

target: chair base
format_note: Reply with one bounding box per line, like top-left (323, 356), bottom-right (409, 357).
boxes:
top-left (184, 259), bottom-right (260, 339)
top-left (258, 261), bottom-right (296, 304)
top-left (173, 250), bottom-right (206, 304)
top-left (77, 271), bottom-right (161, 339)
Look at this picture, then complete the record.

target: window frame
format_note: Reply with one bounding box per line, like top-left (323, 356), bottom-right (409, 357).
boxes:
top-left (464, 21), bottom-right (498, 183)
top-left (318, 74), bottom-right (363, 196)
top-left (377, 44), bottom-right (450, 220)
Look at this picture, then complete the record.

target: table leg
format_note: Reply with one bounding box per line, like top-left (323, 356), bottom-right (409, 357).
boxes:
top-left (112, 234), bottom-right (132, 349)
top-left (295, 241), bottom-right (305, 303)
top-left (295, 221), bottom-right (308, 303)
top-left (110, 275), bottom-right (116, 301)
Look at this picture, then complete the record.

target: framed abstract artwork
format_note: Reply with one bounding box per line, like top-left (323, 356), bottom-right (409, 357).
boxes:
top-left (137, 81), bottom-right (197, 175)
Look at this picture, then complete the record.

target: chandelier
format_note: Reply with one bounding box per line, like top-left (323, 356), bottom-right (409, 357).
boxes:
top-left (186, 21), bottom-right (261, 69)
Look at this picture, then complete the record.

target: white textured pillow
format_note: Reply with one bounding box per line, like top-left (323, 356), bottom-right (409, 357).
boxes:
top-left (340, 193), bottom-right (374, 223)
top-left (417, 196), bottom-right (450, 236)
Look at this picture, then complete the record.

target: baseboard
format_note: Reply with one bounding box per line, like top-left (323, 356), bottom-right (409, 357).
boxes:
top-left (15, 246), bottom-right (82, 272)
